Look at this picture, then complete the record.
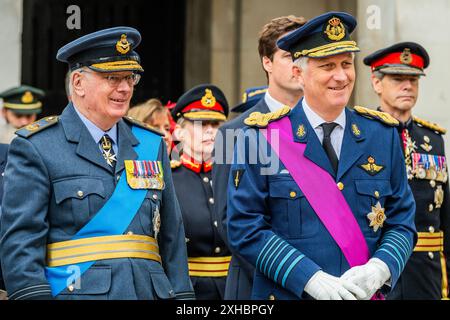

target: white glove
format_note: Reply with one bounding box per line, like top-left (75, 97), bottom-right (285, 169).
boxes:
top-left (304, 270), bottom-right (367, 300)
top-left (340, 258), bottom-right (391, 300)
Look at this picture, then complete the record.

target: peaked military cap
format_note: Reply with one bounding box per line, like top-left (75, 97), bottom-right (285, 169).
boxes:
top-left (277, 11), bottom-right (359, 59)
top-left (0, 85), bottom-right (44, 115)
top-left (363, 42), bottom-right (429, 76)
top-left (57, 26), bottom-right (144, 73)
top-left (232, 86), bottom-right (267, 113)
top-left (172, 84), bottom-right (229, 122)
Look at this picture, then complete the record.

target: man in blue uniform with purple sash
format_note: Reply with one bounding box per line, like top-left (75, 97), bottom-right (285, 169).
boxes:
top-left (227, 11), bottom-right (417, 300)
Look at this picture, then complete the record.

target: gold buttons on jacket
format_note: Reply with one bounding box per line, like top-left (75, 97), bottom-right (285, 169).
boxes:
top-left (290, 191), bottom-right (297, 198)
top-left (429, 204), bottom-right (434, 212)
top-left (152, 194), bottom-right (158, 200)
top-left (430, 180), bottom-right (436, 188)
top-left (209, 198), bottom-right (215, 204)
top-left (214, 247), bottom-right (221, 254)
top-left (428, 252), bottom-right (434, 260)
top-left (374, 191), bottom-right (380, 198)
top-left (337, 182), bottom-right (344, 191)
top-left (127, 231), bottom-right (134, 235)
top-left (268, 294), bottom-right (276, 300)
top-left (77, 190), bottom-right (84, 198)
top-left (213, 221), bottom-right (218, 227)
top-left (429, 226), bottom-right (435, 233)
top-left (203, 177), bottom-right (210, 183)
top-left (68, 285), bottom-right (74, 292)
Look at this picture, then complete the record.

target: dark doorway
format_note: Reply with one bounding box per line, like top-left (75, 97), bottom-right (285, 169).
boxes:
top-left (21, 0), bottom-right (186, 117)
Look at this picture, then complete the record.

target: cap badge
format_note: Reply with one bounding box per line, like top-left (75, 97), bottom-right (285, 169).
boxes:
top-left (324, 17), bottom-right (345, 41)
top-left (21, 91), bottom-right (34, 104)
top-left (400, 48), bottom-right (413, 65)
top-left (201, 89), bottom-right (216, 108)
top-left (116, 34), bottom-right (131, 55)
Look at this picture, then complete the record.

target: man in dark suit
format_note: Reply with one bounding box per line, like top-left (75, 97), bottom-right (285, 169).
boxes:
top-left (212, 15), bottom-right (306, 299)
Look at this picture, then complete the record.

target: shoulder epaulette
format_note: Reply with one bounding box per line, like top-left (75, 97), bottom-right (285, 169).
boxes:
top-left (15, 116), bottom-right (59, 138)
top-left (353, 106), bottom-right (399, 127)
top-left (123, 116), bottom-right (164, 136)
top-left (243, 105), bottom-right (291, 128)
top-left (413, 116), bottom-right (446, 134)
top-left (170, 160), bottom-right (181, 169)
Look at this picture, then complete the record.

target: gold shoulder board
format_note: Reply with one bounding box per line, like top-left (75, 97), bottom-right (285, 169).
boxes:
top-left (353, 106), bottom-right (399, 127)
top-left (413, 116), bottom-right (447, 134)
top-left (243, 105), bottom-right (291, 128)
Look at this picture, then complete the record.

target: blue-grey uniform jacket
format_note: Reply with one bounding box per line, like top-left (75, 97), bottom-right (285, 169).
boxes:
top-left (0, 103), bottom-right (194, 300)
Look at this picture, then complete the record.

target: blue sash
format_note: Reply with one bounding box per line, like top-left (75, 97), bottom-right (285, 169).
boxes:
top-left (45, 126), bottom-right (161, 296)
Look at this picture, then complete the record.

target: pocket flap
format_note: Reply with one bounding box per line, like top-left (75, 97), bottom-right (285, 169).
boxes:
top-left (269, 179), bottom-right (304, 199)
top-left (354, 179), bottom-right (392, 197)
top-left (53, 177), bottom-right (106, 204)
top-left (59, 266), bottom-right (111, 295)
top-left (150, 271), bottom-right (176, 299)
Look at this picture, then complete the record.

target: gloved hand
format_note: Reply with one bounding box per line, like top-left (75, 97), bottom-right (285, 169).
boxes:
top-left (340, 258), bottom-right (391, 300)
top-left (304, 270), bottom-right (367, 300)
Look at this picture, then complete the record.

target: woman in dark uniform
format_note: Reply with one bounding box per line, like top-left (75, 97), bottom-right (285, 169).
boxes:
top-left (171, 84), bottom-right (231, 300)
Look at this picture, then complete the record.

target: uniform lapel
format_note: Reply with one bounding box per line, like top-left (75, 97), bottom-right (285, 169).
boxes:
top-left (336, 108), bottom-right (365, 181)
top-left (60, 103), bottom-right (113, 173)
top-left (290, 101), bottom-right (336, 178)
top-left (114, 120), bottom-right (139, 175)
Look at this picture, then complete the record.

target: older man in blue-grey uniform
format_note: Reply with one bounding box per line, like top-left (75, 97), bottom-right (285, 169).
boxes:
top-left (212, 15), bottom-right (306, 300)
top-left (227, 11), bottom-right (417, 300)
top-left (0, 27), bottom-right (194, 300)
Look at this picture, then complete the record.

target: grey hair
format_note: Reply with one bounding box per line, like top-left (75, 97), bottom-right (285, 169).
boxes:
top-left (373, 70), bottom-right (385, 80)
top-left (294, 56), bottom-right (309, 70)
top-left (69, 67), bottom-right (87, 96)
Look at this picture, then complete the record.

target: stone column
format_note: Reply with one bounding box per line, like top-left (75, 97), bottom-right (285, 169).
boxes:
top-left (0, 0), bottom-right (23, 93)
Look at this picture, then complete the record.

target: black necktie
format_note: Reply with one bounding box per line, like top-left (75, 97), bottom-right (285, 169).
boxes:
top-left (100, 134), bottom-right (117, 170)
top-left (321, 122), bottom-right (339, 174)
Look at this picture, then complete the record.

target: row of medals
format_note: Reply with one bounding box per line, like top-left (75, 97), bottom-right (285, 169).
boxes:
top-left (404, 130), bottom-right (446, 209)
top-left (129, 175), bottom-right (165, 190)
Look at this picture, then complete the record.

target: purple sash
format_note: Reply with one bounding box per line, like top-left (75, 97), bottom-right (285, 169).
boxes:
top-left (262, 116), bottom-right (369, 267)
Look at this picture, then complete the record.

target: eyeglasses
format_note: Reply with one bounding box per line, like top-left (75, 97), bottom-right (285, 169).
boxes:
top-left (80, 70), bottom-right (141, 87)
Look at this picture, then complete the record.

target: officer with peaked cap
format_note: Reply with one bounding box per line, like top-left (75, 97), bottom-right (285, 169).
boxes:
top-left (0, 27), bottom-right (194, 300)
top-left (170, 84), bottom-right (231, 299)
top-left (364, 42), bottom-right (449, 300)
top-left (226, 11), bottom-right (416, 300)
top-left (0, 85), bottom-right (44, 144)
top-left (212, 15), bottom-right (306, 300)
